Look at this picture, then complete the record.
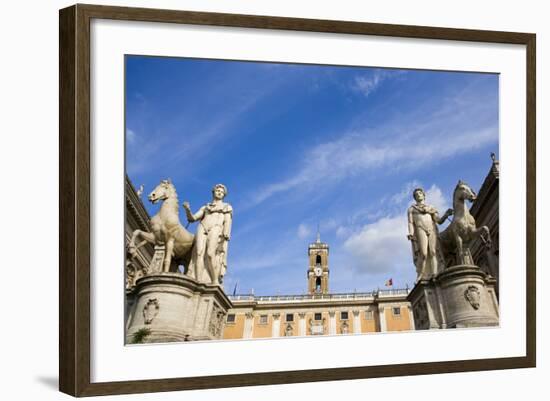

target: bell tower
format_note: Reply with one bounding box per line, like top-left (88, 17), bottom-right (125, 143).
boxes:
top-left (307, 231), bottom-right (329, 294)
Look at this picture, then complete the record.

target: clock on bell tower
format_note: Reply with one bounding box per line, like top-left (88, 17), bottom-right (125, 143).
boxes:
top-left (307, 231), bottom-right (329, 294)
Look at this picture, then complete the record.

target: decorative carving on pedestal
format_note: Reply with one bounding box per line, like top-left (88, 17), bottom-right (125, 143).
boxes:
top-left (209, 303), bottom-right (226, 338)
top-left (143, 298), bottom-right (160, 325)
top-left (413, 300), bottom-right (429, 329)
top-left (149, 245), bottom-right (167, 274)
top-left (464, 286), bottom-right (481, 310)
top-left (126, 273), bottom-right (233, 343)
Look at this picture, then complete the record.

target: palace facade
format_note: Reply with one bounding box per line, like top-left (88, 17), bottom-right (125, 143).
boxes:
top-left (222, 235), bottom-right (414, 339)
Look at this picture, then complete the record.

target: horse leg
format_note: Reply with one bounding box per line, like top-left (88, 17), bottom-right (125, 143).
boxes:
top-left (128, 229), bottom-right (142, 256)
top-left (181, 244), bottom-right (193, 275)
top-left (453, 231), bottom-right (464, 265)
top-left (129, 230), bottom-right (155, 257)
top-left (163, 238), bottom-right (175, 273)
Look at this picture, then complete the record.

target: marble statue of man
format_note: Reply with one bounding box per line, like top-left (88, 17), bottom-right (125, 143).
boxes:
top-left (407, 188), bottom-right (453, 280)
top-left (183, 184), bottom-right (232, 285)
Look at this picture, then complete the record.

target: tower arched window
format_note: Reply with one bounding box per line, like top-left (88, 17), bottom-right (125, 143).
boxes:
top-left (315, 254), bottom-right (322, 265)
top-left (316, 277), bottom-right (322, 292)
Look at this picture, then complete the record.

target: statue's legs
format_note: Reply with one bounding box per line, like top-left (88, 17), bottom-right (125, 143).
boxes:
top-left (427, 232), bottom-right (439, 276)
top-left (192, 228), bottom-right (208, 281)
top-left (416, 230), bottom-right (429, 279)
top-left (205, 226), bottom-right (223, 284)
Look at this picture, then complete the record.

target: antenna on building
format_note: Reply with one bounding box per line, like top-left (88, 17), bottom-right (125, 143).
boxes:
top-left (316, 223), bottom-right (321, 243)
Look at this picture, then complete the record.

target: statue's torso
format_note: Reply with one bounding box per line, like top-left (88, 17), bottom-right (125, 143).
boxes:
top-left (200, 202), bottom-right (231, 231)
top-left (410, 204), bottom-right (437, 234)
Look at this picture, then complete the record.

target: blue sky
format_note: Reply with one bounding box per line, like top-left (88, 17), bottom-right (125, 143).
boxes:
top-left (126, 55), bottom-right (499, 296)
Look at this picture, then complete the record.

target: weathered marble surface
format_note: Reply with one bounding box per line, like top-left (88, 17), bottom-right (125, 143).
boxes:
top-left (127, 179), bottom-right (194, 275)
top-left (407, 266), bottom-right (499, 330)
top-left (183, 184), bottom-right (232, 286)
top-left (125, 273), bottom-right (233, 344)
top-left (407, 188), bottom-right (452, 280)
top-left (439, 180), bottom-right (492, 267)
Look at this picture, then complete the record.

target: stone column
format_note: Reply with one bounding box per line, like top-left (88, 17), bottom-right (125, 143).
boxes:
top-left (272, 313), bottom-right (281, 337)
top-left (352, 310), bottom-right (361, 334)
top-left (298, 313), bottom-right (307, 336)
top-left (378, 306), bottom-right (387, 332)
top-left (243, 312), bottom-right (254, 339)
top-left (329, 311), bottom-right (337, 335)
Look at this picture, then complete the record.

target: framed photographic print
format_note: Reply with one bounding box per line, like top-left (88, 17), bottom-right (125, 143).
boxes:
top-left (59, 4), bottom-right (536, 397)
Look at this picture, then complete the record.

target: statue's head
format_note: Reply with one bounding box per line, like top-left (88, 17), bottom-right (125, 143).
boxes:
top-left (413, 188), bottom-right (425, 202)
top-left (454, 180), bottom-right (477, 202)
top-left (148, 179), bottom-right (174, 204)
top-left (212, 183), bottom-right (227, 200)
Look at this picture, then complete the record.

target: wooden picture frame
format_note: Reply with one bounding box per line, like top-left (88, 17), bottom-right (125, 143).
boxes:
top-left (59, 3), bottom-right (536, 397)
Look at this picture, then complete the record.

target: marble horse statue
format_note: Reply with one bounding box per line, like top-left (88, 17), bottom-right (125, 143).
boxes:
top-left (440, 180), bottom-right (492, 266)
top-left (128, 179), bottom-right (194, 273)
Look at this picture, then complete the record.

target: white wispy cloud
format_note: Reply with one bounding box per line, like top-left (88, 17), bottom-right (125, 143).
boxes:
top-left (389, 180), bottom-right (422, 206)
top-left (297, 223), bottom-right (312, 239)
top-left (127, 67), bottom-right (302, 176)
top-left (352, 69), bottom-right (400, 97)
top-left (126, 128), bottom-right (136, 144)
top-left (424, 184), bottom-right (450, 214)
top-left (247, 73), bottom-right (498, 209)
top-left (343, 214), bottom-right (410, 275)
top-left (249, 123), bottom-right (496, 207)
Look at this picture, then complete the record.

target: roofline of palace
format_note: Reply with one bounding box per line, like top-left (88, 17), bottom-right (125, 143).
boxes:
top-left (228, 288), bottom-right (410, 307)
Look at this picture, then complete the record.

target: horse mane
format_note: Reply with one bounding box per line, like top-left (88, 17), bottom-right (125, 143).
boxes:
top-left (166, 182), bottom-right (178, 199)
top-left (160, 180), bottom-right (178, 200)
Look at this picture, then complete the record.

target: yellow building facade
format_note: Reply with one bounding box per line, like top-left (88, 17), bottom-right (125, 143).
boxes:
top-left (223, 235), bottom-right (414, 339)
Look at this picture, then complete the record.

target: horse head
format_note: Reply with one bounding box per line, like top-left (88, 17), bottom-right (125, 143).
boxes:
top-left (453, 180), bottom-right (477, 203)
top-left (148, 179), bottom-right (176, 204)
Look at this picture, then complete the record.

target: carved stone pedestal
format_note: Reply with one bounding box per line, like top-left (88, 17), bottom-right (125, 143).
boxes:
top-left (125, 273), bottom-right (233, 343)
top-left (408, 265), bottom-right (499, 330)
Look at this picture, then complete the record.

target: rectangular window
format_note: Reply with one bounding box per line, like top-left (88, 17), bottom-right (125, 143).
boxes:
top-left (340, 311), bottom-right (349, 320)
top-left (314, 313), bottom-right (322, 321)
top-left (286, 313), bottom-right (294, 322)
top-left (259, 315), bottom-right (268, 325)
top-left (393, 307), bottom-right (402, 316)
top-left (226, 314), bottom-right (235, 323)
top-left (364, 311), bottom-right (373, 320)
